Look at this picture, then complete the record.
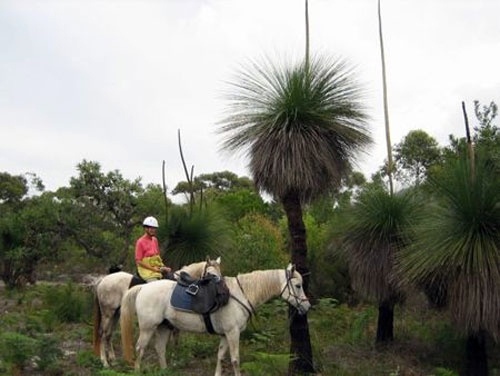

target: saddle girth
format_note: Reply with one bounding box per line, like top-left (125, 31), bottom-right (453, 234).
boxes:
top-left (203, 313), bottom-right (216, 334)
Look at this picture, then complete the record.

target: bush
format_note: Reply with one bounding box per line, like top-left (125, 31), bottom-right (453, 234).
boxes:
top-left (76, 350), bottom-right (103, 370)
top-left (42, 282), bottom-right (91, 323)
top-left (227, 214), bottom-right (287, 275)
top-left (35, 334), bottom-right (63, 371)
top-left (0, 331), bottom-right (37, 373)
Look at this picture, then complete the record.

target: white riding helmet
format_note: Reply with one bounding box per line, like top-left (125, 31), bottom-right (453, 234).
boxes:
top-left (142, 216), bottom-right (159, 228)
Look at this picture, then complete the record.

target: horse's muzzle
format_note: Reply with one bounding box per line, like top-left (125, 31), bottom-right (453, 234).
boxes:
top-left (297, 300), bottom-right (311, 315)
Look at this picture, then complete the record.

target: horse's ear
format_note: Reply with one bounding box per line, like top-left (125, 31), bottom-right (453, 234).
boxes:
top-left (215, 256), bottom-right (221, 264)
top-left (286, 263), bottom-right (294, 273)
top-left (206, 255), bottom-right (210, 262)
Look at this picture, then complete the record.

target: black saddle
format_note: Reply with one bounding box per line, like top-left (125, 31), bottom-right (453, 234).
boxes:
top-left (171, 273), bottom-right (230, 315)
top-left (129, 274), bottom-right (146, 288)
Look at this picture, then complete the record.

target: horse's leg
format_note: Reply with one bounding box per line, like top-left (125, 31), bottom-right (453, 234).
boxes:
top-left (99, 313), bottom-right (113, 367)
top-left (215, 335), bottom-right (229, 376)
top-left (172, 327), bottom-right (180, 346)
top-left (135, 325), bottom-right (157, 371)
top-left (153, 324), bottom-right (173, 369)
top-left (106, 309), bottom-right (120, 363)
top-left (225, 329), bottom-right (242, 376)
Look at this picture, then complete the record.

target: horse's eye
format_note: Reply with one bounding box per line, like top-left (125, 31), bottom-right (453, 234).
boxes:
top-left (295, 284), bottom-right (301, 289)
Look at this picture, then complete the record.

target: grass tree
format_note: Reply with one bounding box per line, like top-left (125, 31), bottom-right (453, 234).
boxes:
top-left (157, 204), bottom-right (233, 269)
top-left (399, 155), bottom-right (500, 376)
top-left (218, 55), bottom-right (371, 374)
top-left (333, 186), bottom-right (420, 343)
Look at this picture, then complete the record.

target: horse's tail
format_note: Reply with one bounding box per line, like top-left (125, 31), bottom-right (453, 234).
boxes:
top-left (120, 285), bottom-right (144, 365)
top-left (92, 292), bottom-right (102, 356)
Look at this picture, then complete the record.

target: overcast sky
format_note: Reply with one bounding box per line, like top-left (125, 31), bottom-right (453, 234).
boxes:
top-left (1, 0), bottom-right (499, 197)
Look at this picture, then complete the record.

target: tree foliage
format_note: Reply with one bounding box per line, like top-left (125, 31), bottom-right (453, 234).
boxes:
top-left (225, 213), bottom-right (287, 276)
top-left (393, 129), bottom-right (442, 186)
top-left (55, 160), bottom-right (144, 264)
top-left (158, 205), bottom-right (233, 269)
top-left (0, 173), bottom-right (60, 287)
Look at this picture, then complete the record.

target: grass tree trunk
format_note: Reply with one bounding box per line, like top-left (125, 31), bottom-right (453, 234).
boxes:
top-left (282, 192), bottom-right (315, 375)
top-left (465, 332), bottom-right (488, 376)
top-left (376, 299), bottom-right (394, 343)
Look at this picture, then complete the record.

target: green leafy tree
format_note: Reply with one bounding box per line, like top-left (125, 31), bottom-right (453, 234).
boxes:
top-left (172, 171), bottom-right (254, 205)
top-left (0, 173), bottom-right (60, 287)
top-left (0, 172), bottom-right (28, 204)
top-left (56, 160), bottom-right (144, 265)
top-left (214, 188), bottom-right (269, 222)
top-left (226, 213), bottom-right (287, 276)
top-left (136, 183), bottom-right (171, 225)
top-left (218, 55), bottom-right (371, 373)
top-left (473, 100), bottom-right (499, 169)
top-left (442, 100), bottom-right (498, 166)
top-left (197, 171), bottom-right (253, 192)
top-left (307, 170), bottom-right (367, 225)
top-left (393, 130), bottom-right (442, 186)
top-left (399, 155), bottom-right (500, 376)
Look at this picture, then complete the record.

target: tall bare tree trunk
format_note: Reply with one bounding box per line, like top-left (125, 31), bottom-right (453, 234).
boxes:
top-left (462, 101), bottom-right (476, 178)
top-left (305, 0), bottom-right (310, 70)
top-left (282, 192), bottom-right (315, 375)
top-left (378, 0), bottom-right (394, 195)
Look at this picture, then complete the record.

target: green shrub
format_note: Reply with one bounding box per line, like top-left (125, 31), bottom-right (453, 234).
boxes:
top-left (76, 350), bottom-right (103, 370)
top-left (35, 334), bottom-right (63, 371)
top-left (0, 331), bottom-right (37, 373)
top-left (42, 282), bottom-right (90, 323)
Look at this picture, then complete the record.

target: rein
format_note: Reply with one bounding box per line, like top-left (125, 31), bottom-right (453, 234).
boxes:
top-left (230, 276), bottom-right (256, 320)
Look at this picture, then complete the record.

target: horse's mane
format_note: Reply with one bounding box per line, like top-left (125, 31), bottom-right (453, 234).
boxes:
top-left (180, 261), bottom-right (206, 273)
top-left (229, 269), bottom-right (283, 306)
top-left (179, 259), bottom-right (221, 277)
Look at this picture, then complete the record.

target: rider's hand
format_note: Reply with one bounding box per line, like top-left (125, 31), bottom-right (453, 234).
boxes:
top-left (160, 266), bottom-right (171, 273)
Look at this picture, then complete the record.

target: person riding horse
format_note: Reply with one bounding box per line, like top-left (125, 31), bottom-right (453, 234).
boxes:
top-left (135, 216), bottom-right (171, 282)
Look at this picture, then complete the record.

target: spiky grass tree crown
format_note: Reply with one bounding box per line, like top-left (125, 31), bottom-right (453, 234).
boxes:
top-left (335, 188), bottom-right (420, 302)
top-left (218, 56), bottom-right (372, 203)
top-left (400, 156), bottom-right (500, 338)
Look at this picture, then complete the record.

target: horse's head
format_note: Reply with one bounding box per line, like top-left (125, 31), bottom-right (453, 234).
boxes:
top-left (203, 256), bottom-right (222, 278)
top-left (280, 264), bottom-right (311, 315)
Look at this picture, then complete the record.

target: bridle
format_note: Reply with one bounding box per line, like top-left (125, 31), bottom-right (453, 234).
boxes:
top-left (279, 268), bottom-right (309, 312)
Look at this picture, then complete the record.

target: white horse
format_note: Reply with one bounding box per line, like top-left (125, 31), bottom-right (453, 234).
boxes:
top-left (92, 256), bottom-right (221, 367)
top-left (120, 264), bottom-right (311, 376)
